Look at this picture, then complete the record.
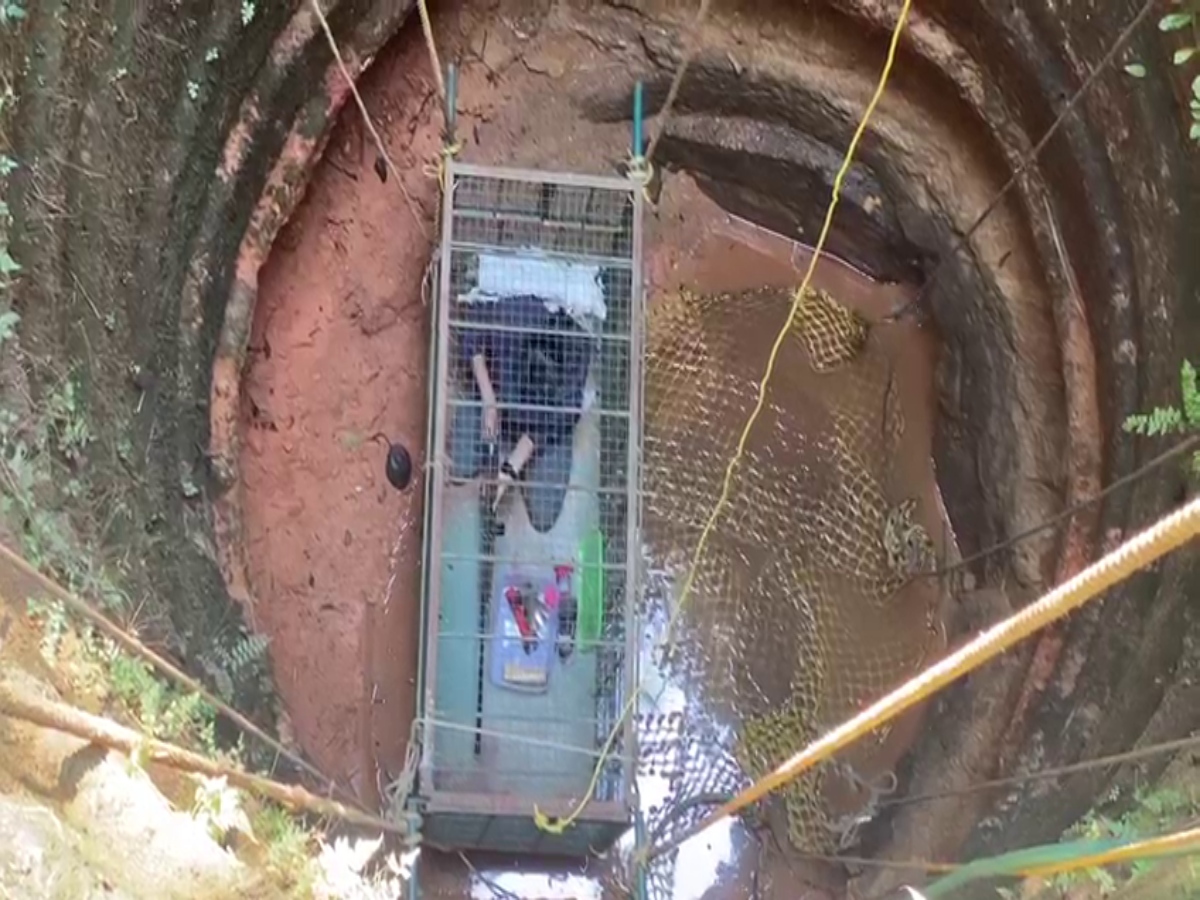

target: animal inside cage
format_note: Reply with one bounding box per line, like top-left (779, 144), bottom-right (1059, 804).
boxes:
top-left (412, 161), bottom-right (645, 856)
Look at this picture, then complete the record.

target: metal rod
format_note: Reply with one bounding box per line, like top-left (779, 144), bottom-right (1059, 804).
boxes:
top-left (633, 81), bottom-right (645, 158)
top-left (445, 320), bottom-right (632, 344)
top-left (622, 175), bottom-right (647, 809)
top-left (449, 239), bottom-right (634, 269)
top-left (445, 63), bottom-right (458, 143)
top-left (421, 718), bottom-right (620, 759)
top-left (420, 158), bottom-right (459, 793)
top-left (426, 789), bottom-right (628, 822)
top-left (453, 207), bottom-right (625, 234)
top-left (436, 631), bottom-right (627, 648)
top-left (440, 477), bottom-right (638, 497)
top-left (475, 438), bottom-right (495, 758)
top-left (427, 710), bottom-right (622, 725)
top-left (440, 551), bottom-right (630, 572)
top-left (452, 161), bottom-right (635, 191)
top-left (444, 396), bottom-right (632, 418)
top-left (432, 764), bottom-right (617, 780)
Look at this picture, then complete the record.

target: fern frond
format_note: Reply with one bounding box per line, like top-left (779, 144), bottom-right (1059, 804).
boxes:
top-left (1123, 406), bottom-right (1185, 436)
top-left (227, 633), bottom-right (270, 677)
top-left (204, 632), bottom-right (270, 686)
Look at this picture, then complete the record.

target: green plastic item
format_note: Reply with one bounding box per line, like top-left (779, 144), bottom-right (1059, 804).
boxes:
top-left (577, 529), bottom-right (605, 651)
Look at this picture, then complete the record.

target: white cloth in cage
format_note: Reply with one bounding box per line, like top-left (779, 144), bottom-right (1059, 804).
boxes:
top-left (459, 251), bottom-right (608, 324)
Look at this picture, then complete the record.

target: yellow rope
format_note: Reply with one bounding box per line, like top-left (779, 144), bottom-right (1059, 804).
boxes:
top-left (534, 0), bottom-right (915, 836)
top-left (411, 0), bottom-right (462, 200)
top-left (649, 495), bottom-right (1200, 858)
top-left (423, 139), bottom-right (464, 192)
top-left (626, 155), bottom-right (656, 208)
top-left (1019, 826), bottom-right (1200, 880)
top-left (661, 0), bottom-right (913, 648)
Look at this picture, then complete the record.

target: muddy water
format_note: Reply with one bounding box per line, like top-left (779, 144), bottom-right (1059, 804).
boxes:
top-left (631, 180), bottom-right (949, 899)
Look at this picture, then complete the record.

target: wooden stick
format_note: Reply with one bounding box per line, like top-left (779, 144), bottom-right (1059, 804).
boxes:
top-left (0, 680), bottom-right (412, 838)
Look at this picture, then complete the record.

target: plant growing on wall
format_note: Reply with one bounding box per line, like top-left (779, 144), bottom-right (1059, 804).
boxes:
top-left (1160, 0), bottom-right (1200, 141)
top-left (1123, 359), bottom-right (1200, 475)
top-left (0, 3), bottom-right (26, 27)
top-left (1125, 0), bottom-right (1200, 141)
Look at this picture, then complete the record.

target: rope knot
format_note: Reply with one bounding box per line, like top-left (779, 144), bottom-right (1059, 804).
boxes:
top-left (424, 139), bottom-right (465, 189)
top-left (534, 806), bottom-right (567, 834)
top-left (626, 154), bottom-right (658, 207)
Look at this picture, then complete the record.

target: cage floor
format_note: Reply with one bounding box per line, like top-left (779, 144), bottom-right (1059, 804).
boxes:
top-left (431, 391), bottom-right (604, 799)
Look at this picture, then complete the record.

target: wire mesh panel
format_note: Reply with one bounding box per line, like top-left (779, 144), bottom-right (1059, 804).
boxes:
top-left (634, 286), bottom-right (945, 880)
top-left (417, 162), bottom-right (643, 854)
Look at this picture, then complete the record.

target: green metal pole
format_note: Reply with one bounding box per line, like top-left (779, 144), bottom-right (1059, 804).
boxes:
top-left (634, 804), bottom-right (650, 900)
top-left (445, 63), bottom-right (458, 144)
top-left (632, 81), bottom-right (645, 159)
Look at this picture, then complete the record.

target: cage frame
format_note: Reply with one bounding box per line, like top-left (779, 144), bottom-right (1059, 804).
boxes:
top-left (411, 159), bottom-right (646, 856)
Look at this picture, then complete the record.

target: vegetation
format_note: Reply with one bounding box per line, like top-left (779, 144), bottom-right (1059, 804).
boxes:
top-left (1, 78), bottom-right (16, 280)
top-left (1122, 359), bottom-right (1200, 476)
top-left (0, 63), bottom-right (358, 897)
top-left (0, 323), bottom-right (402, 898)
top-left (962, 762), bottom-right (1200, 900)
top-left (0, 2), bottom-right (25, 28)
top-left (0, 345), bottom-right (331, 894)
top-left (192, 778), bottom-right (418, 900)
top-left (1042, 784), bottom-right (1200, 897)
top-left (6, 467), bottom-right (404, 900)
top-left (253, 802), bottom-right (319, 895)
top-left (1125, 0), bottom-right (1200, 142)
top-left (0, 308), bottom-right (227, 753)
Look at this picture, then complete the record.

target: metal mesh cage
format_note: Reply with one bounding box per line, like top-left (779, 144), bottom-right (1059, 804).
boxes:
top-left (416, 162), bottom-right (644, 853)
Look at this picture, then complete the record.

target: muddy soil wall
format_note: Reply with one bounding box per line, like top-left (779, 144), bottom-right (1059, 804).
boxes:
top-left (1, 0), bottom-right (1197, 886)
top-left (1, 0), bottom-right (415, 740)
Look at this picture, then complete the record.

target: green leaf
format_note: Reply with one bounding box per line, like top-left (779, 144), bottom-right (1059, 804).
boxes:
top-left (1124, 406), bottom-right (1185, 436)
top-left (0, 249), bottom-right (20, 275)
top-left (0, 154), bottom-right (17, 176)
top-left (1176, 47), bottom-right (1198, 66)
top-left (1181, 360), bottom-right (1200, 426)
top-left (1191, 121), bottom-right (1200, 141)
top-left (1094, 868), bottom-right (1118, 892)
top-left (1160, 12), bottom-right (1195, 31)
top-left (1124, 62), bottom-right (1147, 78)
top-left (1192, 74), bottom-right (1200, 99)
